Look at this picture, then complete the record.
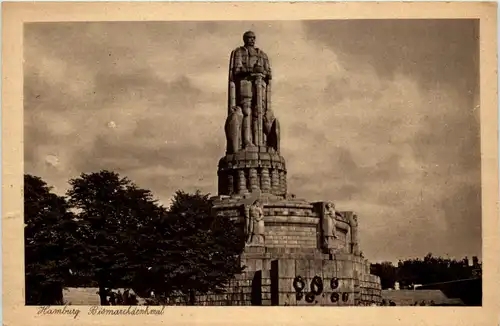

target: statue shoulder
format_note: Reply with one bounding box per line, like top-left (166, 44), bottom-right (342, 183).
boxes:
top-left (230, 48), bottom-right (242, 61)
top-left (232, 46), bottom-right (246, 54)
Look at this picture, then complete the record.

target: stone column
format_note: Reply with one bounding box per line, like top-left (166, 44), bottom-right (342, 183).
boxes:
top-left (279, 171), bottom-right (286, 195)
top-left (282, 171), bottom-right (287, 195)
top-left (238, 170), bottom-right (247, 194)
top-left (227, 173), bottom-right (234, 195)
top-left (260, 168), bottom-right (271, 193)
top-left (271, 169), bottom-right (280, 195)
top-left (249, 168), bottom-right (259, 192)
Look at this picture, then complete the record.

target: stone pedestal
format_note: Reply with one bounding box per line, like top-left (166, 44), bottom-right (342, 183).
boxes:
top-left (207, 194), bottom-right (382, 306)
top-left (179, 249), bottom-right (381, 306)
top-left (217, 147), bottom-right (287, 197)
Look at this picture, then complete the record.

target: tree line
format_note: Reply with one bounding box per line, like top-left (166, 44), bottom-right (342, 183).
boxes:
top-left (370, 253), bottom-right (482, 290)
top-left (25, 170), bottom-right (245, 305)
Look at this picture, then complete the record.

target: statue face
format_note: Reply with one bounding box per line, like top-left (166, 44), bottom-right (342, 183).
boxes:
top-left (243, 31), bottom-right (256, 47)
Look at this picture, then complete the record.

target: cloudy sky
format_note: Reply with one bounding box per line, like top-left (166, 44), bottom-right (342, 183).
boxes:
top-left (24, 20), bottom-right (480, 263)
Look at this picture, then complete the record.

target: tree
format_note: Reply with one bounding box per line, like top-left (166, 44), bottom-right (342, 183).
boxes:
top-left (136, 190), bottom-right (245, 305)
top-left (372, 253), bottom-right (480, 290)
top-left (66, 170), bottom-right (164, 305)
top-left (397, 253), bottom-right (476, 287)
top-left (24, 174), bottom-right (76, 305)
top-left (370, 262), bottom-right (397, 289)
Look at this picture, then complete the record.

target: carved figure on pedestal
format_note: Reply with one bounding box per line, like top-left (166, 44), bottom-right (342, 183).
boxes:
top-left (243, 199), bottom-right (265, 246)
top-left (320, 202), bottom-right (338, 253)
top-left (346, 212), bottom-right (360, 256)
top-left (228, 31), bottom-right (272, 149)
top-left (252, 200), bottom-right (265, 245)
top-left (325, 202), bottom-right (338, 239)
top-left (225, 106), bottom-right (244, 154)
top-left (243, 204), bottom-right (253, 244)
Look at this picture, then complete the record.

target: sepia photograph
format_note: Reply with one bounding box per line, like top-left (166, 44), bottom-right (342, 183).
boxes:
top-left (22, 18), bottom-right (483, 307)
top-left (2, 2), bottom-right (499, 326)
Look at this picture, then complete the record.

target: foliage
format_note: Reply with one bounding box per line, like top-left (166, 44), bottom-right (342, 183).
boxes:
top-left (370, 253), bottom-right (481, 289)
top-left (66, 170), bottom-right (164, 304)
top-left (24, 174), bottom-right (77, 305)
top-left (397, 253), bottom-right (479, 287)
top-left (370, 262), bottom-right (397, 289)
top-left (134, 190), bottom-right (245, 304)
top-left (65, 171), bottom-right (244, 305)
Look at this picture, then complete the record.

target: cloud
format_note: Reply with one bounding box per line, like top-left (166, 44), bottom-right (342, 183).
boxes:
top-left (24, 20), bottom-right (480, 262)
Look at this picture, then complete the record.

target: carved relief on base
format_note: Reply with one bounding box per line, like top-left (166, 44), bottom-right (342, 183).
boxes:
top-left (344, 211), bottom-right (360, 256)
top-left (242, 199), bottom-right (265, 247)
top-left (315, 201), bottom-right (339, 253)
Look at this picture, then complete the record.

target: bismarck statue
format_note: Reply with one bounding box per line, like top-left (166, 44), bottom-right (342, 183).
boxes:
top-left (219, 31), bottom-right (287, 197)
top-left (226, 31), bottom-right (280, 153)
top-left (210, 31), bottom-right (382, 307)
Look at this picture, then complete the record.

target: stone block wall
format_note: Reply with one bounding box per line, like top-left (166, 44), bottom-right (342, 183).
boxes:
top-left (129, 252), bottom-right (380, 306)
top-left (164, 269), bottom-right (273, 306)
top-left (359, 274), bottom-right (382, 305)
top-left (269, 255), bottom-right (381, 306)
top-left (166, 272), bottom-right (257, 306)
top-left (265, 223), bottom-right (317, 248)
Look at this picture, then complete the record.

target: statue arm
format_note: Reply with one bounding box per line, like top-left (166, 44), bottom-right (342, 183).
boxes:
top-left (228, 51), bottom-right (237, 112)
top-left (229, 50), bottom-right (236, 82)
top-left (262, 52), bottom-right (272, 80)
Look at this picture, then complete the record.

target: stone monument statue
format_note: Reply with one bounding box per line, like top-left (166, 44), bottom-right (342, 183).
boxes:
top-left (228, 31), bottom-right (280, 152)
top-left (325, 202), bottom-right (339, 239)
top-left (320, 202), bottom-right (338, 251)
top-left (349, 212), bottom-right (361, 255)
top-left (218, 31), bottom-right (287, 197)
top-left (243, 199), bottom-right (265, 246)
top-left (243, 204), bottom-right (253, 244)
top-left (347, 212), bottom-right (360, 255)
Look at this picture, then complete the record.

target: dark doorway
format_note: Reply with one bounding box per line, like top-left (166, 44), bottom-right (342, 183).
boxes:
top-left (251, 271), bottom-right (262, 305)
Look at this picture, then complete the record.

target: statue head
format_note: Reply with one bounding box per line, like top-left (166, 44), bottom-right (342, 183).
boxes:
top-left (243, 31), bottom-right (256, 47)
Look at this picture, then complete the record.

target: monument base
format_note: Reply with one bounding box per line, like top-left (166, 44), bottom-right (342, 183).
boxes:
top-left (165, 250), bottom-right (381, 306)
top-left (176, 194), bottom-right (383, 306)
